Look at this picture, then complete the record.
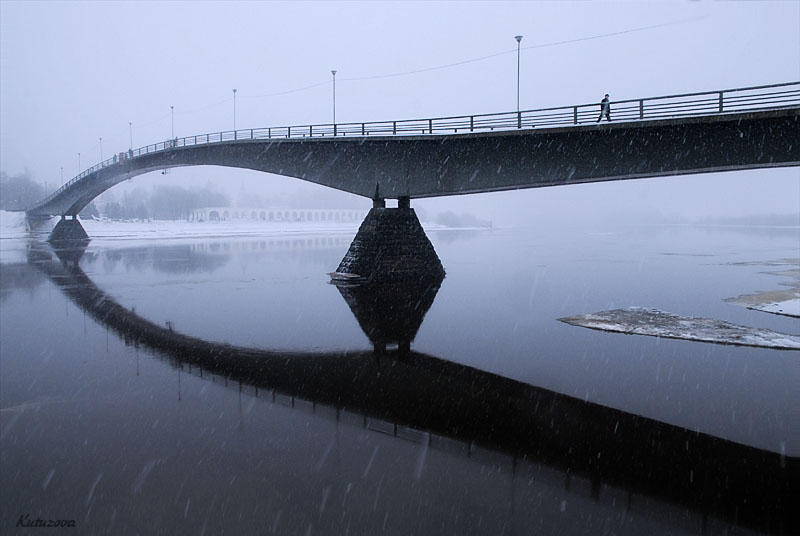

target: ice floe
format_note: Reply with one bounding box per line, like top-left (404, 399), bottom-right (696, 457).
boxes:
top-left (725, 266), bottom-right (800, 319)
top-left (558, 307), bottom-right (800, 350)
top-left (746, 298), bottom-right (800, 317)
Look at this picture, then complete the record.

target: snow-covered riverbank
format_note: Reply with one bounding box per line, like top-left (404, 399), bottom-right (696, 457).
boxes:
top-left (0, 210), bottom-right (362, 263)
top-left (1, 211), bottom-right (363, 240)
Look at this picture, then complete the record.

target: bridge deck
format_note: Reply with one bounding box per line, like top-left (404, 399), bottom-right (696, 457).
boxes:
top-left (26, 82), bottom-right (800, 218)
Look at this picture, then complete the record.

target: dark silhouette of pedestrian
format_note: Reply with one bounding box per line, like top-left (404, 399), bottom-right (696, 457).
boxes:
top-left (597, 94), bottom-right (611, 122)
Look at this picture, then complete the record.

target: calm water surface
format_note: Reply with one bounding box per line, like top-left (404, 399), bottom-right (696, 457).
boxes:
top-left (1, 223), bottom-right (797, 534)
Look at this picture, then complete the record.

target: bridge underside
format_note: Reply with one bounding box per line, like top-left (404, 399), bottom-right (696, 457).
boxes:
top-left (27, 108), bottom-right (800, 219)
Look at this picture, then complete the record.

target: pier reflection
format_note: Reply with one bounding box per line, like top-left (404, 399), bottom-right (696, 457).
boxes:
top-left (334, 274), bottom-right (443, 354)
top-left (24, 243), bottom-right (793, 534)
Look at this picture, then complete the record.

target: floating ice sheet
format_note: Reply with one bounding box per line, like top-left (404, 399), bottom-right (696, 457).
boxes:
top-left (725, 268), bottom-right (800, 319)
top-left (745, 298), bottom-right (800, 318)
top-left (558, 307), bottom-right (800, 350)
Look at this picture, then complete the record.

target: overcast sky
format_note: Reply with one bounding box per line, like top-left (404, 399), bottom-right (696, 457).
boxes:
top-left (1, 1), bottom-right (798, 224)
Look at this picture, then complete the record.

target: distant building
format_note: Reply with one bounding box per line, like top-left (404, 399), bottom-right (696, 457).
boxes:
top-left (191, 207), bottom-right (367, 223)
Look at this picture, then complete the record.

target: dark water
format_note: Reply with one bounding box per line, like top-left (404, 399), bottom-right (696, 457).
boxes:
top-left (1, 224), bottom-right (797, 534)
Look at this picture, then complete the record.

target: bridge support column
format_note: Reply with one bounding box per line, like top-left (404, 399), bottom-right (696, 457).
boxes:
top-left (49, 216), bottom-right (89, 243)
top-left (331, 204), bottom-right (444, 355)
top-left (372, 182), bottom-right (385, 208)
top-left (332, 207), bottom-right (444, 284)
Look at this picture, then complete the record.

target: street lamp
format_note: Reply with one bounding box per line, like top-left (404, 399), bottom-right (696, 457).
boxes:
top-left (78, 152), bottom-right (81, 173)
top-left (232, 89), bottom-right (237, 131)
top-left (129, 122), bottom-right (133, 150)
top-left (331, 70), bottom-right (337, 126)
top-left (99, 137), bottom-right (103, 161)
top-left (515, 35), bottom-right (523, 113)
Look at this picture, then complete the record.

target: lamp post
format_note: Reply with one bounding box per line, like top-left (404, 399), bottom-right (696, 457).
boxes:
top-left (515, 35), bottom-right (523, 113)
top-left (99, 137), bottom-right (103, 161)
top-left (78, 152), bottom-right (81, 173)
top-left (331, 70), bottom-right (337, 126)
top-left (60, 167), bottom-right (63, 182)
top-left (170, 106), bottom-right (174, 139)
top-left (129, 122), bottom-right (133, 150)
top-left (232, 89), bottom-right (237, 131)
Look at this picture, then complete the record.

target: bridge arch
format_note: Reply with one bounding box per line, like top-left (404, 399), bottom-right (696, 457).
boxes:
top-left (24, 101), bottom-right (800, 220)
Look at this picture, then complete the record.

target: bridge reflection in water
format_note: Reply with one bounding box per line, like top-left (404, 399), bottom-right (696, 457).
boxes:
top-left (30, 243), bottom-right (792, 535)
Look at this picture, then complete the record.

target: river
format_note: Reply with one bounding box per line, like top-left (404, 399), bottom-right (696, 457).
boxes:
top-left (1, 220), bottom-right (796, 534)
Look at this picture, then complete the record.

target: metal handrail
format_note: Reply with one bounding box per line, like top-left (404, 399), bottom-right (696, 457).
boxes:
top-left (34, 81), bottom-right (800, 209)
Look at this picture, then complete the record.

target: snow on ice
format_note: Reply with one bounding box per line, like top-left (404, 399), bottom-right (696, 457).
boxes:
top-left (559, 307), bottom-right (800, 350)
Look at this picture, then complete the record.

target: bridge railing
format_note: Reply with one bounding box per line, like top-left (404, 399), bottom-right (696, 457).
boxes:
top-left (33, 81), bottom-right (799, 210)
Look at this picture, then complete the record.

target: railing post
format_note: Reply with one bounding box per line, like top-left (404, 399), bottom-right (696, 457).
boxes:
top-left (268, 128), bottom-right (271, 139)
top-left (718, 91), bottom-right (724, 112)
top-left (206, 134), bottom-right (209, 143)
top-left (333, 124), bottom-right (337, 136)
top-left (288, 126), bottom-right (291, 138)
top-left (470, 116), bottom-right (474, 132)
top-left (428, 119), bottom-right (432, 134)
top-left (234, 130), bottom-right (237, 140)
top-left (393, 121), bottom-right (396, 135)
top-left (573, 107), bottom-right (577, 125)
top-left (639, 100), bottom-right (644, 119)
top-left (362, 123), bottom-right (365, 136)
top-left (250, 129), bottom-right (253, 140)
top-left (517, 112), bottom-right (521, 129)
top-left (310, 125), bottom-right (313, 137)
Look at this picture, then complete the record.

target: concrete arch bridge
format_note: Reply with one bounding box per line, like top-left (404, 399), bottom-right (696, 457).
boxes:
top-left (24, 81), bottom-right (800, 242)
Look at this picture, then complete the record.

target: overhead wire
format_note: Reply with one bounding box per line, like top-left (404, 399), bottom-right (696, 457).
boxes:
top-left (244, 16), bottom-right (707, 92)
top-left (93, 15), bottom-right (705, 163)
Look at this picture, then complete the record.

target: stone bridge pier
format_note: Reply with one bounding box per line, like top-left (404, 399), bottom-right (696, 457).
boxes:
top-left (48, 215), bottom-right (89, 242)
top-left (331, 195), bottom-right (445, 285)
top-left (330, 194), bottom-right (445, 355)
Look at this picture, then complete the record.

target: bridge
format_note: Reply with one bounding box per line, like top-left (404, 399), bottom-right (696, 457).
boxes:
top-left (20, 244), bottom-right (794, 534)
top-left (26, 82), bottom-right (800, 225)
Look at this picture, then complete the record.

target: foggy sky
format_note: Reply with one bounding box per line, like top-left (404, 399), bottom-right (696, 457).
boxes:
top-left (1, 1), bottom-right (798, 226)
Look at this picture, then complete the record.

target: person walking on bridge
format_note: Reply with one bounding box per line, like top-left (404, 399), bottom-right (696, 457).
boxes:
top-left (597, 94), bottom-right (611, 122)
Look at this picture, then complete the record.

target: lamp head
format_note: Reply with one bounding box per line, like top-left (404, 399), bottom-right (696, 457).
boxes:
top-left (515, 35), bottom-right (523, 43)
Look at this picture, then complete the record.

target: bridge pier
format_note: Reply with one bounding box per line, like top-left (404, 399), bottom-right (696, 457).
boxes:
top-left (49, 216), bottom-right (89, 243)
top-left (332, 203), bottom-right (444, 283)
top-left (329, 197), bottom-right (445, 354)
